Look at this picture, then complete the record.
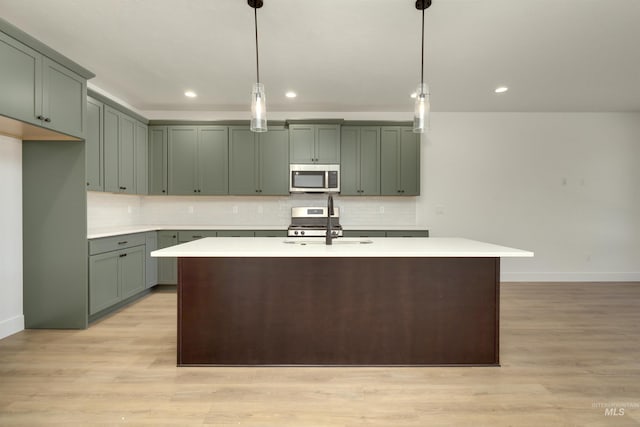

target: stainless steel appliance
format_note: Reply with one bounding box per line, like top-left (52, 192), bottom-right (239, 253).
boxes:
top-left (287, 206), bottom-right (343, 237)
top-left (289, 164), bottom-right (340, 193)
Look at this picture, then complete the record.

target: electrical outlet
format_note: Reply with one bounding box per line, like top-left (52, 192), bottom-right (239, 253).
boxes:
top-left (258, 205), bottom-right (263, 214)
top-left (436, 205), bottom-right (445, 215)
top-left (379, 206), bottom-right (385, 214)
top-left (188, 206), bottom-right (194, 214)
top-left (233, 206), bottom-right (238, 214)
top-left (127, 205), bottom-right (132, 214)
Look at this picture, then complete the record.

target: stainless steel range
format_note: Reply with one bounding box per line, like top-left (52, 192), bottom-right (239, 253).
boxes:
top-left (287, 206), bottom-right (343, 237)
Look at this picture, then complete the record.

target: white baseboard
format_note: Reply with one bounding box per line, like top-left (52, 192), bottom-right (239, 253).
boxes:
top-left (501, 272), bottom-right (640, 282)
top-left (0, 315), bottom-right (24, 340)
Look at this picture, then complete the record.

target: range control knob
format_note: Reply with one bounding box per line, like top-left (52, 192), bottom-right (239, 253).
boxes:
top-left (301, 230), bottom-right (305, 236)
top-left (294, 230), bottom-right (299, 235)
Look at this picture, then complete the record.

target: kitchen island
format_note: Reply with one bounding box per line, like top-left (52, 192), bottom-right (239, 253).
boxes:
top-left (152, 237), bottom-right (533, 366)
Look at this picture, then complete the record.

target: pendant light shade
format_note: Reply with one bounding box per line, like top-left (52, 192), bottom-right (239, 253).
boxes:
top-left (249, 0), bottom-right (267, 132)
top-left (251, 82), bottom-right (267, 132)
top-left (413, 83), bottom-right (430, 133)
top-left (413, 0), bottom-right (431, 134)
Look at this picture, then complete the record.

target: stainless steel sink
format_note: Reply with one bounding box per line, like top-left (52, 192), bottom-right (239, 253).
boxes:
top-left (283, 238), bottom-right (373, 245)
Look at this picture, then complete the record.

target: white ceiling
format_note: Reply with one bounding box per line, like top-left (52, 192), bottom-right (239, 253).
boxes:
top-left (2, 0), bottom-right (640, 113)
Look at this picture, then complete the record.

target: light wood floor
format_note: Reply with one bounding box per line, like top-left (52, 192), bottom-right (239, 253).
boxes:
top-left (0, 283), bottom-right (639, 426)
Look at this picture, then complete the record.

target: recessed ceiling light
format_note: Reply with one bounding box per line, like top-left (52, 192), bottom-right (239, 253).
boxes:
top-left (494, 86), bottom-right (509, 94)
top-left (285, 91), bottom-right (297, 98)
top-left (410, 92), bottom-right (417, 98)
top-left (184, 90), bottom-right (197, 98)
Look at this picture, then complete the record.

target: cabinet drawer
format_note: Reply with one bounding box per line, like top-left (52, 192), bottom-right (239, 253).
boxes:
top-left (385, 230), bottom-right (429, 238)
top-left (216, 230), bottom-right (255, 237)
top-left (89, 233), bottom-right (146, 255)
top-left (254, 230), bottom-right (287, 237)
top-left (343, 230), bottom-right (386, 238)
top-left (178, 230), bottom-right (218, 242)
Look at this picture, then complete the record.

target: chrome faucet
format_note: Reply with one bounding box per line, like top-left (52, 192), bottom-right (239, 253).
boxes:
top-left (326, 194), bottom-right (334, 245)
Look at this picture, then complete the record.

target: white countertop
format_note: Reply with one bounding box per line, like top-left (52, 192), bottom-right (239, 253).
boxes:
top-left (87, 225), bottom-right (286, 239)
top-left (151, 237), bottom-right (534, 258)
top-left (87, 225), bottom-right (429, 239)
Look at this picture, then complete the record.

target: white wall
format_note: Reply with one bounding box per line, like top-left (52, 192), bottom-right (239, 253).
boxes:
top-left (422, 113), bottom-right (640, 281)
top-left (88, 111), bottom-right (640, 282)
top-left (0, 135), bottom-right (24, 339)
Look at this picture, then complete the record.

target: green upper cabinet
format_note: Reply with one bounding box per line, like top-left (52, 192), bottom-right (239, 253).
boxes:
top-left (118, 114), bottom-right (136, 194)
top-left (0, 32), bottom-right (86, 139)
top-left (135, 121), bottom-right (148, 195)
top-left (229, 126), bottom-right (289, 195)
top-left (340, 126), bottom-right (380, 196)
top-left (260, 127), bottom-right (289, 194)
top-left (41, 58), bottom-right (86, 138)
top-left (289, 124), bottom-right (340, 164)
top-left (103, 105), bottom-right (147, 195)
top-left (0, 32), bottom-right (41, 127)
top-left (85, 97), bottom-right (104, 191)
top-left (148, 126), bottom-right (168, 195)
top-left (380, 127), bottom-right (420, 196)
top-left (198, 127), bottom-right (228, 195)
top-left (168, 126), bottom-right (228, 195)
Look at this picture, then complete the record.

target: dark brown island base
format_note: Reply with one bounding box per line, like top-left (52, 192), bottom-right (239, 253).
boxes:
top-left (151, 237), bottom-right (534, 366)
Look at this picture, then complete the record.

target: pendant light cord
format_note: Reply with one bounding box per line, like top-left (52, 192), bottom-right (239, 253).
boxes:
top-left (420, 7), bottom-right (424, 88)
top-left (254, 6), bottom-right (260, 84)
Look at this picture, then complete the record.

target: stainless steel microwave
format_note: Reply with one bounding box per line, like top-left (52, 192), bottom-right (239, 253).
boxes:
top-left (289, 164), bottom-right (340, 193)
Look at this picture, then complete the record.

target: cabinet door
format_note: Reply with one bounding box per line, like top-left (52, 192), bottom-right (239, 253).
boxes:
top-left (316, 125), bottom-right (340, 163)
top-left (289, 125), bottom-right (315, 163)
top-left (148, 126), bottom-right (168, 195)
top-left (145, 232), bottom-right (158, 289)
top-left (359, 127), bottom-right (380, 195)
top-left (340, 127), bottom-right (360, 196)
top-left (119, 246), bottom-right (145, 300)
top-left (0, 32), bottom-right (41, 126)
top-left (216, 230), bottom-right (255, 237)
top-left (381, 127), bottom-right (401, 195)
top-left (157, 231), bottom-right (177, 285)
top-left (168, 127), bottom-right (198, 195)
top-left (399, 129), bottom-right (420, 196)
top-left (259, 128), bottom-right (289, 195)
top-left (198, 127), bottom-right (229, 195)
top-left (41, 57), bottom-right (86, 138)
top-left (85, 97), bottom-right (104, 191)
top-left (103, 106), bottom-right (120, 193)
top-left (89, 252), bottom-right (119, 315)
top-left (118, 114), bottom-right (136, 194)
top-left (229, 127), bottom-right (258, 195)
top-left (135, 121), bottom-right (148, 195)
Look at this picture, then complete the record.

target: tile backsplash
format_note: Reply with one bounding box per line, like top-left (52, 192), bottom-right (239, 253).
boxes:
top-left (87, 192), bottom-right (418, 230)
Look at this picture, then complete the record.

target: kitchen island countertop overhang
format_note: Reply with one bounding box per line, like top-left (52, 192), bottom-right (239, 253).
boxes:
top-left (151, 237), bottom-right (534, 258)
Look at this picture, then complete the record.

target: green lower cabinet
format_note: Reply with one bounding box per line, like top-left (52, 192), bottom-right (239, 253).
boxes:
top-left (145, 232), bottom-right (158, 288)
top-left (385, 230), bottom-right (429, 237)
top-left (254, 230), bottom-right (287, 237)
top-left (119, 246), bottom-right (146, 300)
top-left (89, 251), bottom-right (120, 315)
top-left (343, 230), bottom-right (387, 238)
top-left (89, 245), bottom-right (145, 316)
top-left (343, 230), bottom-right (429, 237)
top-left (157, 231), bottom-right (178, 285)
top-left (217, 230), bottom-right (255, 237)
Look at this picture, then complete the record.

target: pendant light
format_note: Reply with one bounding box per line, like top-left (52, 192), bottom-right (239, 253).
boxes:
top-left (413, 0), bottom-right (431, 133)
top-left (249, 0), bottom-right (267, 132)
